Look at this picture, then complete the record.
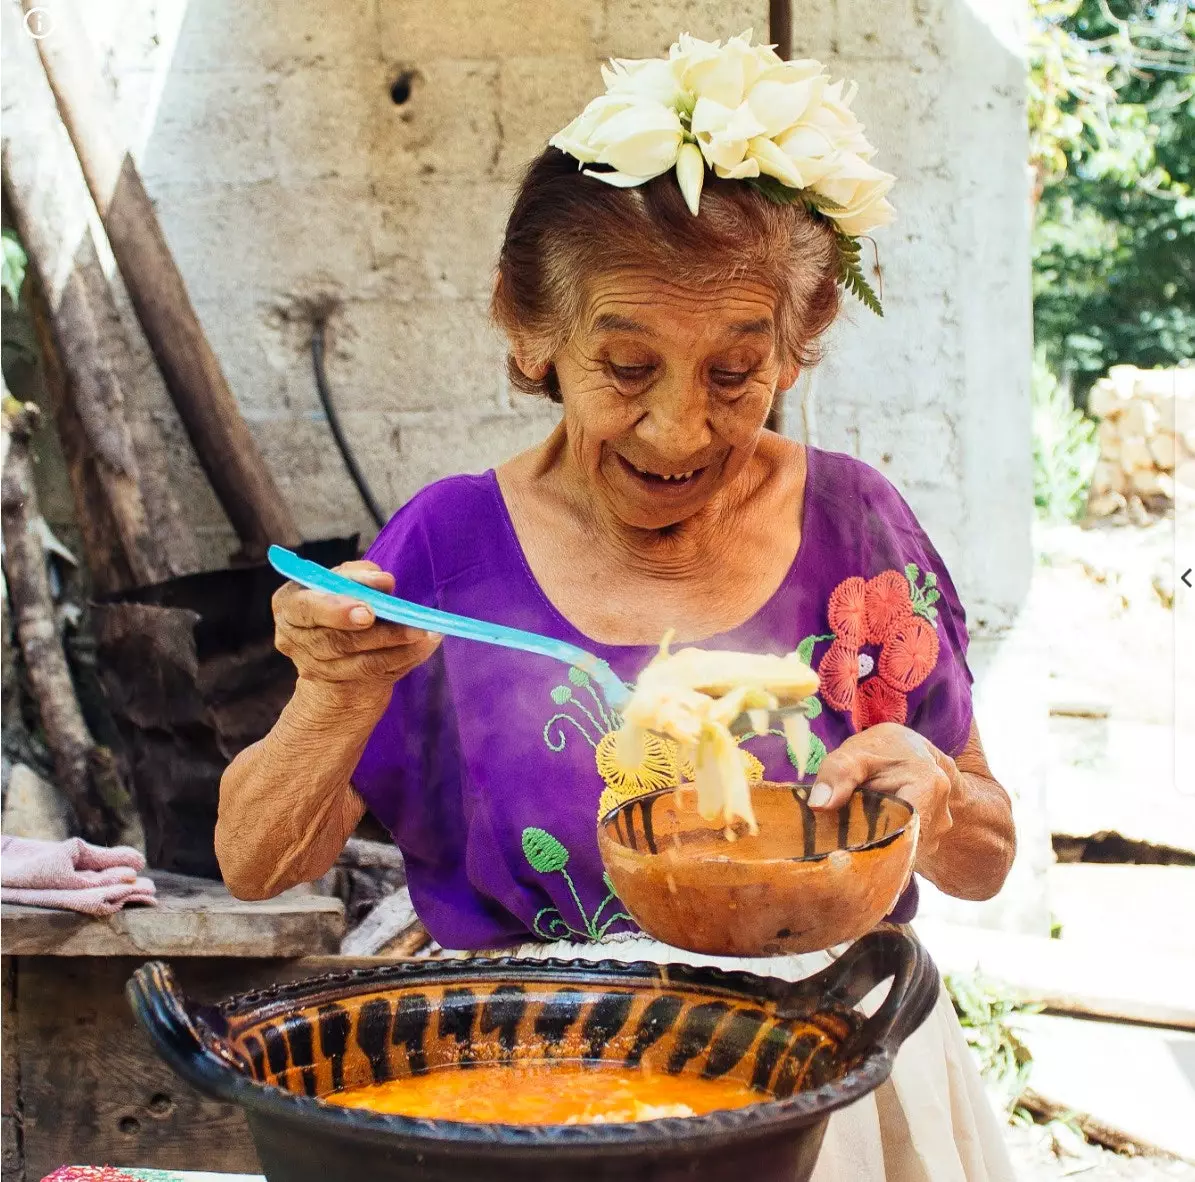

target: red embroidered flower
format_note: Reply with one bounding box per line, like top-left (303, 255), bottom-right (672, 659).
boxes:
top-left (817, 566), bottom-right (941, 730)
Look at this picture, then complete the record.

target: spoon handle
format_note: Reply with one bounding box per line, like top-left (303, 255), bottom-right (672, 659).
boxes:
top-left (268, 547), bottom-right (631, 709)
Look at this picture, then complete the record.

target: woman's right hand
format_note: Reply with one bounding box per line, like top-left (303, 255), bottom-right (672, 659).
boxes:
top-left (272, 560), bottom-right (441, 707)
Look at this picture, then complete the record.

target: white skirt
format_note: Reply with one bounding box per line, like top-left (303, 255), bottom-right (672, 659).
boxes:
top-left (450, 931), bottom-right (1018, 1182)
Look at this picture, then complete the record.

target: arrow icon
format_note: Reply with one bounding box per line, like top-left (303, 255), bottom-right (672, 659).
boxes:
top-left (1184, 568), bottom-right (1193, 588)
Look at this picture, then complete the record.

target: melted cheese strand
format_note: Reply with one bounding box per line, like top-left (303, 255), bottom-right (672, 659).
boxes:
top-left (617, 634), bottom-right (820, 831)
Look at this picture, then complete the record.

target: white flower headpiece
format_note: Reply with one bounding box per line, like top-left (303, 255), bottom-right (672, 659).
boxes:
top-left (549, 29), bottom-right (894, 315)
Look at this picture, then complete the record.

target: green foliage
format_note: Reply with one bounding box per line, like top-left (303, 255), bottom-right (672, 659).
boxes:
top-left (945, 972), bottom-right (1040, 1116)
top-left (1, 230), bottom-right (27, 309)
top-left (1032, 352), bottom-right (1100, 519)
top-left (1030, 0), bottom-right (1194, 393)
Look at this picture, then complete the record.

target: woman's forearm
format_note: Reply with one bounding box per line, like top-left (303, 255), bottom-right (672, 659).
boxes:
top-left (918, 754), bottom-right (1016, 901)
top-left (215, 680), bottom-right (384, 899)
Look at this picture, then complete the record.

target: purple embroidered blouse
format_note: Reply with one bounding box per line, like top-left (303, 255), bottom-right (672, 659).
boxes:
top-left (352, 446), bottom-right (974, 951)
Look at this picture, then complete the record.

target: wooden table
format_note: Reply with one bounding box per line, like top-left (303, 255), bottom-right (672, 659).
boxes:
top-left (2, 873), bottom-right (346, 1182)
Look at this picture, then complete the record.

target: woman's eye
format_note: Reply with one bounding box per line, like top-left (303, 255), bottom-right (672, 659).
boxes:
top-left (608, 363), bottom-right (655, 384)
top-left (711, 369), bottom-right (751, 388)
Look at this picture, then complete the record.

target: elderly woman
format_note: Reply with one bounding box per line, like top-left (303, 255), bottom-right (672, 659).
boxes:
top-left (218, 32), bottom-right (1016, 1181)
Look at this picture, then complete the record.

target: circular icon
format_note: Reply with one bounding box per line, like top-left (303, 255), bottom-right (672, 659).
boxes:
top-left (24, 6), bottom-right (54, 38)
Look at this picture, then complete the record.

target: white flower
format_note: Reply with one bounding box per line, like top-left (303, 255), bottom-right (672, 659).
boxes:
top-left (810, 152), bottom-right (896, 236)
top-left (546, 28), bottom-right (895, 310)
top-left (675, 141), bottom-right (705, 215)
top-left (746, 59), bottom-right (826, 137)
top-left (678, 28), bottom-right (770, 109)
top-left (601, 56), bottom-right (686, 108)
top-left (550, 94), bottom-right (683, 185)
top-left (691, 96), bottom-right (765, 176)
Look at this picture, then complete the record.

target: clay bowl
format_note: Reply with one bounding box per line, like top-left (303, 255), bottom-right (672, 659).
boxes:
top-left (128, 929), bottom-right (939, 1182)
top-left (598, 782), bottom-right (918, 957)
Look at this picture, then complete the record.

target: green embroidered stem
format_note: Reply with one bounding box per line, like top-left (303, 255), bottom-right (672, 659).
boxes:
top-left (571, 700), bottom-right (607, 738)
top-left (596, 906), bottom-right (635, 940)
top-left (904, 563), bottom-right (941, 623)
top-left (584, 683), bottom-right (615, 731)
top-left (532, 906), bottom-right (584, 941)
top-left (591, 871), bottom-right (632, 938)
top-left (558, 866), bottom-right (596, 939)
top-left (797, 633), bottom-right (836, 664)
top-left (564, 669), bottom-right (611, 731)
top-left (542, 713), bottom-right (598, 751)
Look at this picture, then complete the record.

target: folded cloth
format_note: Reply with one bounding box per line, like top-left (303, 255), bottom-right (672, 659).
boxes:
top-left (1, 835), bottom-right (156, 916)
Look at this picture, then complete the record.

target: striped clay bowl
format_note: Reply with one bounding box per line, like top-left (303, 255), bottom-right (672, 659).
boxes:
top-left (128, 928), bottom-right (938, 1182)
top-left (598, 783), bottom-right (919, 957)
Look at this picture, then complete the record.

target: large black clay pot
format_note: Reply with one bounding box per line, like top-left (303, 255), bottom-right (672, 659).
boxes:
top-left (128, 927), bottom-right (938, 1182)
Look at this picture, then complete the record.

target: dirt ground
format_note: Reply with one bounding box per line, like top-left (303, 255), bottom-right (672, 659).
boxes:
top-left (1005, 1123), bottom-right (1195, 1181)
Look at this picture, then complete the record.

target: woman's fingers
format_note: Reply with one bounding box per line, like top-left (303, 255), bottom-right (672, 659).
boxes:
top-left (281, 619), bottom-right (438, 662)
top-left (273, 563), bottom-right (396, 631)
top-left (295, 635), bottom-right (442, 684)
top-left (808, 724), bottom-right (940, 811)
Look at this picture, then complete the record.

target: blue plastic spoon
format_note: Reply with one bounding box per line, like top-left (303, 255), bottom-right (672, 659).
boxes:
top-left (267, 546), bottom-right (812, 735)
top-left (269, 546), bottom-right (633, 710)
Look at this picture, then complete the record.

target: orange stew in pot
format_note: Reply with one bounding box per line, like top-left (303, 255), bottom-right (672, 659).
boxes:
top-left (326, 1060), bottom-right (765, 1124)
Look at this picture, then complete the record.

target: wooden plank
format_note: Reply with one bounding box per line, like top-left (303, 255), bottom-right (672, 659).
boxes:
top-left (2, 959), bottom-right (24, 1182)
top-left (914, 918), bottom-right (1195, 1030)
top-left (0, 873), bottom-right (344, 958)
top-left (14, 955), bottom-right (412, 1177)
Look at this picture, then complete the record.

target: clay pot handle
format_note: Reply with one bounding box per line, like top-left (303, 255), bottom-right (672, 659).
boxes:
top-left (127, 960), bottom-right (251, 1100)
top-left (781, 927), bottom-right (940, 1062)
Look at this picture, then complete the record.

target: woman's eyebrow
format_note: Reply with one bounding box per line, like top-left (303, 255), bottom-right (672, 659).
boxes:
top-left (729, 318), bottom-right (773, 337)
top-left (591, 313), bottom-right (652, 335)
top-left (589, 315), bottom-right (774, 336)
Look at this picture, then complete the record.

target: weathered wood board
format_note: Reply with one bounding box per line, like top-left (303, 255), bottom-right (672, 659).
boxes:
top-left (1, 872), bottom-right (344, 958)
top-left (6, 955), bottom-right (381, 1178)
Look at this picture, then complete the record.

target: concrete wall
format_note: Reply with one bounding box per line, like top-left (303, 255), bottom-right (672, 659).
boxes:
top-left (782, 0), bottom-right (1034, 634)
top-left (58, 0), bottom-right (1030, 630)
top-left (55, 0), bottom-right (763, 568)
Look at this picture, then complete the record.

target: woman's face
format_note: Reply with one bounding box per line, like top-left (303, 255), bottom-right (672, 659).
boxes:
top-left (546, 269), bottom-right (797, 531)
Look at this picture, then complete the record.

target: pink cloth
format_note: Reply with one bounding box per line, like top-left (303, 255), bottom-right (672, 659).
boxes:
top-left (0, 835), bottom-right (156, 916)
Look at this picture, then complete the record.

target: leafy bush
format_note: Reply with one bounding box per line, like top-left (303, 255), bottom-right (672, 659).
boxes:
top-left (1032, 353), bottom-right (1100, 519)
top-left (1030, 0), bottom-right (1194, 398)
top-left (945, 971), bottom-right (1040, 1118)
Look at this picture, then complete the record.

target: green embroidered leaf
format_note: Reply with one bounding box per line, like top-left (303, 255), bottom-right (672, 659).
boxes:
top-left (905, 562), bottom-right (920, 583)
top-left (925, 589), bottom-right (941, 606)
top-left (796, 632), bottom-right (835, 665)
top-left (802, 694), bottom-right (823, 720)
top-left (568, 667), bottom-right (591, 688)
top-left (523, 827), bottom-right (570, 873)
top-left (550, 685), bottom-right (573, 705)
top-left (924, 572), bottom-right (938, 589)
top-left (788, 733), bottom-right (827, 776)
top-left (807, 734), bottom-right (827, 775)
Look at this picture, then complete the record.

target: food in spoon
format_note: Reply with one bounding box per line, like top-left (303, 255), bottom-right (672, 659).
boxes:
top-left (616, 633), bottom-right (820, 832)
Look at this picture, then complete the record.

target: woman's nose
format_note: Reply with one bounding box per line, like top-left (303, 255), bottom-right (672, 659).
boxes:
top-left (636, 382), bottom-right (713, 460)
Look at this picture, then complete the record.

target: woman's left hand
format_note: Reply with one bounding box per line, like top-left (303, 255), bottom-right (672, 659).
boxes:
top-left (806, 723), bottom-right (956, 863)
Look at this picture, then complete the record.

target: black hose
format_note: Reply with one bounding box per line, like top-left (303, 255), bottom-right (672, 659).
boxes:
top-left (310, 319), bottom-right (387, 529)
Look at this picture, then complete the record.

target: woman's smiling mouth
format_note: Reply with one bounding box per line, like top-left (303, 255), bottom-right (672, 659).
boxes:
top-left (616, 454), bottom-right (708, 494)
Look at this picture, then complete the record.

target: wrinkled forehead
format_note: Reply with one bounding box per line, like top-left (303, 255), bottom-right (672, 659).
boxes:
top-left (580, 269), bottom-right (780, 344)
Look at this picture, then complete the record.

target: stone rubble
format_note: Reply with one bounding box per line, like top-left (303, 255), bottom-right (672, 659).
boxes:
top-left (1087, 365), bottom-right (1195, 519)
